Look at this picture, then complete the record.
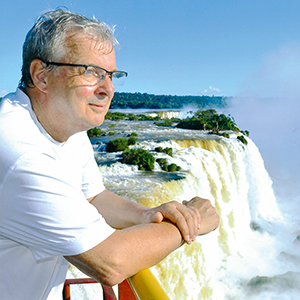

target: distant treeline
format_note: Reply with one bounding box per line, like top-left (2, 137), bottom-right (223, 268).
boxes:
top-left (0, 93), bottom-right (228, 109)
top-left (111, 92), bottom-right (228, 109)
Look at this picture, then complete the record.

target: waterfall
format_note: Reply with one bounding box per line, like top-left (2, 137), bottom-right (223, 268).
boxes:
top-left (68, 120), bottom-right (300, 299)
top-left (96, 132), bottom-right (290, 300)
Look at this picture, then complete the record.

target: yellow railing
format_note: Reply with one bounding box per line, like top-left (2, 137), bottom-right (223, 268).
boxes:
top-left (128, 268), bottom-right (171, 300)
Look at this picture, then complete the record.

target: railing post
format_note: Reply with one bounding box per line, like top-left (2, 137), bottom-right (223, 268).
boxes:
top-left (102, 285), bottom-right (118, 300)
top-left (62, 283), bottom-right (71, 300)
top-left (63, 268), bottom-right (168, 300)
top-left (118, 280), bottom-right (137, 300)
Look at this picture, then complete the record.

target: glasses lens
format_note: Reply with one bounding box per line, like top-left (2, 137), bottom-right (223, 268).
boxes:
top-left (84, 66), bottom-right (127, 86)
top-left (84, 66), bottom-right (105, 84)
top-left (112, 72), bottom-right (127, 86)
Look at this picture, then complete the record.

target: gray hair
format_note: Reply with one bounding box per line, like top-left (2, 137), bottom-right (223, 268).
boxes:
top-left (19, 8), bottom-right (119, 89)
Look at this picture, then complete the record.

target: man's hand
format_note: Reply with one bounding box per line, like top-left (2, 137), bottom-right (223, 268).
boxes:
top-left (142, 197), bottom-right (219, 244)
top-left (142, 201), bottom-right (200, 244)
top-left (183, 197), bottom-right (220, 236)
top-left (91, 189), bottom-right (219, 244)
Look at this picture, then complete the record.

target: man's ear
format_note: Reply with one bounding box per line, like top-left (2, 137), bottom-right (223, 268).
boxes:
top-left (30, 59), bottom-right (48, 93)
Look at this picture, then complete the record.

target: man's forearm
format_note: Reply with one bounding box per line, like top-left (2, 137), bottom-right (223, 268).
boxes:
top-left (89, 189), bottom-right (147, 229)
top-left (65, 220), bottom-right (184, 286)
top-left (67, 196), bottom-right (219, 286)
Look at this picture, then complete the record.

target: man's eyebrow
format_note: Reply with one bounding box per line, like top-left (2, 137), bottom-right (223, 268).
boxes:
top-left (90, 64), bottom-right (119, 72)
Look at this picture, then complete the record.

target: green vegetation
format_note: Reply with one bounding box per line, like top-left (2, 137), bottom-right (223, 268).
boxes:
top-left (241, 130), bottom-right (250, 137)
top-left (111, 92), bottom-right (228, 109)
top-left (105, 136), bottom-right (138, 152)
top-left (105, 112), bottom-right (126, 120)
top-left (154, 147), bottom-right (181, 172)
top-left (120, 148), bottom-right (181, 172)
top-left (128, 136), bottom-right (137, 145)
top-left (155, 158), bottom-right (181, 172)
top-left (156, 158), bottom-right (168, 171)
top-left (237, 135), bottom-right (248, 145)
top-left (176, 109), bottom-right (239, 132)
top-left (106, 138), bottom-right (129, 152)
top-left (154, 119), bottom-right (174, 127)
top-left (168, 163), bottom-right (181, 172)
top-left (121, 149), bottom-right (155, 171)
top-left (105, 111), bottom-right (160, 121)
top-left (130, 132), bottom-right (138, 137)
top-left (221, 132), bottom-right (230, 138)
top-left (154, 147), bottom-right (173, 157)
top-left (87, 127), bottom-right (103, 138)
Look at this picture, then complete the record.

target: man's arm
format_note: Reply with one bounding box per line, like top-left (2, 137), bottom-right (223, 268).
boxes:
top-left (89, 189), bottom-right (201, 244)
top-left (65, 197), bottom-right (219, 286)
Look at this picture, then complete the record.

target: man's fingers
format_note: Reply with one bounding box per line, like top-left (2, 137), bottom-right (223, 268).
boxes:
top-left (150, 211), bottom-right (164, 223)
top-left (183, 197), bottom-right (220, 236)
top-left (144, 198), bottom-right (218, 244)
top-left (159, 202), bottom-right (200, 244)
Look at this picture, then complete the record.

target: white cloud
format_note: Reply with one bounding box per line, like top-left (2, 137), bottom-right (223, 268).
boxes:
top-left (201, 86), bottom-right (222, 96)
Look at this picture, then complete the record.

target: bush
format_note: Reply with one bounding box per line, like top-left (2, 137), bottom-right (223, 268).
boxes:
top-left (154, 146), bottom-right (163, 153)
top-left (154, 147), bottom-right (173, 156)
top-left (105, 112), bottom-right (126, 120)
top-left (121, 149), bottom-right (155, 171)
top-left (87, 127), bottom-right (102, 138)
top-left (241, 130), bottom-right (250, 137)
top-left (106, 138), bottom-right (129, 152)
top-left (128, 136), bottom-right (137, 145)
top-left (156, 158), bottom-right (168, 171)
top-left (156, 158), bottom-right (181, 172)
top-left (221, 132), bottom-right (229, 138)
top-left (163, 147), bottom-right (173, 156)
top-left (130, 132), bottom-right (138, 137)
top-left (237, 135), bottom-right (248, 145)
top-left (177, 109), bottom-right (240, 132)
top-left (167, 163), bottom-right (181, 172)
top-left (154, 119), bottom-right (173, 127)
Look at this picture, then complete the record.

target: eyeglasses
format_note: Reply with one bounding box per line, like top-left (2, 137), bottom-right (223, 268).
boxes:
top-left (44, 61), bottom-right (128, 86)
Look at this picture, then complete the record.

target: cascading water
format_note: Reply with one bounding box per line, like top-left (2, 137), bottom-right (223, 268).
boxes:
top-left (67, 120), bottom-right (300, 300)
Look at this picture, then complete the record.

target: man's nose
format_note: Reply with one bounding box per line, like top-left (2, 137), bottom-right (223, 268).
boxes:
top-left (95, 75), bottom-right (114, 97)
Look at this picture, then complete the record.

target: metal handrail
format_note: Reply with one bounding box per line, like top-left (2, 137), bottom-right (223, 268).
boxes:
top-left (63, 268), bottom-right (171, 300)
top-left (62, 278), bottom-right (136, 300)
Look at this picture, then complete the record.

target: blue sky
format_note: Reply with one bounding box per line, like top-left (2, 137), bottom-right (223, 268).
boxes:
top-left (1, 0), bottom-right (300, 97)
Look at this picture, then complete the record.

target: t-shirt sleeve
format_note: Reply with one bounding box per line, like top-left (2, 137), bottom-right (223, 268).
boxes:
top-left (0, 150), bottom-right (114, 262)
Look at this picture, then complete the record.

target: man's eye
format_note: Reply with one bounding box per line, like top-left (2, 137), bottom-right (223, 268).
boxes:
top-left (85, 68), bottom-right (97, 76)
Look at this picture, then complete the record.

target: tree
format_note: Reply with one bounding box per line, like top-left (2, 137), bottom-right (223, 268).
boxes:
top-left (87, 127), bottom-right (102, 138)
top-left (121, 149), bottom-right (155, 171)
top-left (106, 138), bottom-right (129, 152)
top-left (177, 110), bottom-right (241, 132)
top-left (237, 135), bottom-right (248, 145)
top-left (110, 92), bottom-right (228, 109)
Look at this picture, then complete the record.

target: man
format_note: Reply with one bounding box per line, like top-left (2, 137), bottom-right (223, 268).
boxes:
top-left (0, 9), bottom-right (219, 300)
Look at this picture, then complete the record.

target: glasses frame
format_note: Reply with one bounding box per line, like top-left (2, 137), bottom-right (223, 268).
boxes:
top-left (44, 61), bottom-right (128, 86)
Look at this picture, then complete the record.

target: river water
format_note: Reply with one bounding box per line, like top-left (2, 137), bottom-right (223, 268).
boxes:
top-left (67, 117), bottom-right (300, 300)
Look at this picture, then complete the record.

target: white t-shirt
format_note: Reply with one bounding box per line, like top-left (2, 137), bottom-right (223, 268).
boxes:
top-left (0, 89), bottom-right (115, 299)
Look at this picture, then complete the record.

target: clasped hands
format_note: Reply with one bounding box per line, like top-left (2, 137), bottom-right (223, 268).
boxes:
top-left (142, 197), bottom-right (220, 244)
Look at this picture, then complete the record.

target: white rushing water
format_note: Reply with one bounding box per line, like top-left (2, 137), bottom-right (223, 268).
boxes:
top-left (68, 120), bottom-right (300, 300)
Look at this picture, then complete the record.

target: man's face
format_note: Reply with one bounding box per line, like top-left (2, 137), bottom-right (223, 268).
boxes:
top-left (45, 35), bottom-right (116, 132)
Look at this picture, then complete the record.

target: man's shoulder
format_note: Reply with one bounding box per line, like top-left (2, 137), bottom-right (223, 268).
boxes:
top-left (0, 92), bottom-right (40, 149)
top-left (0, 90), bottom-right (55, 174)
